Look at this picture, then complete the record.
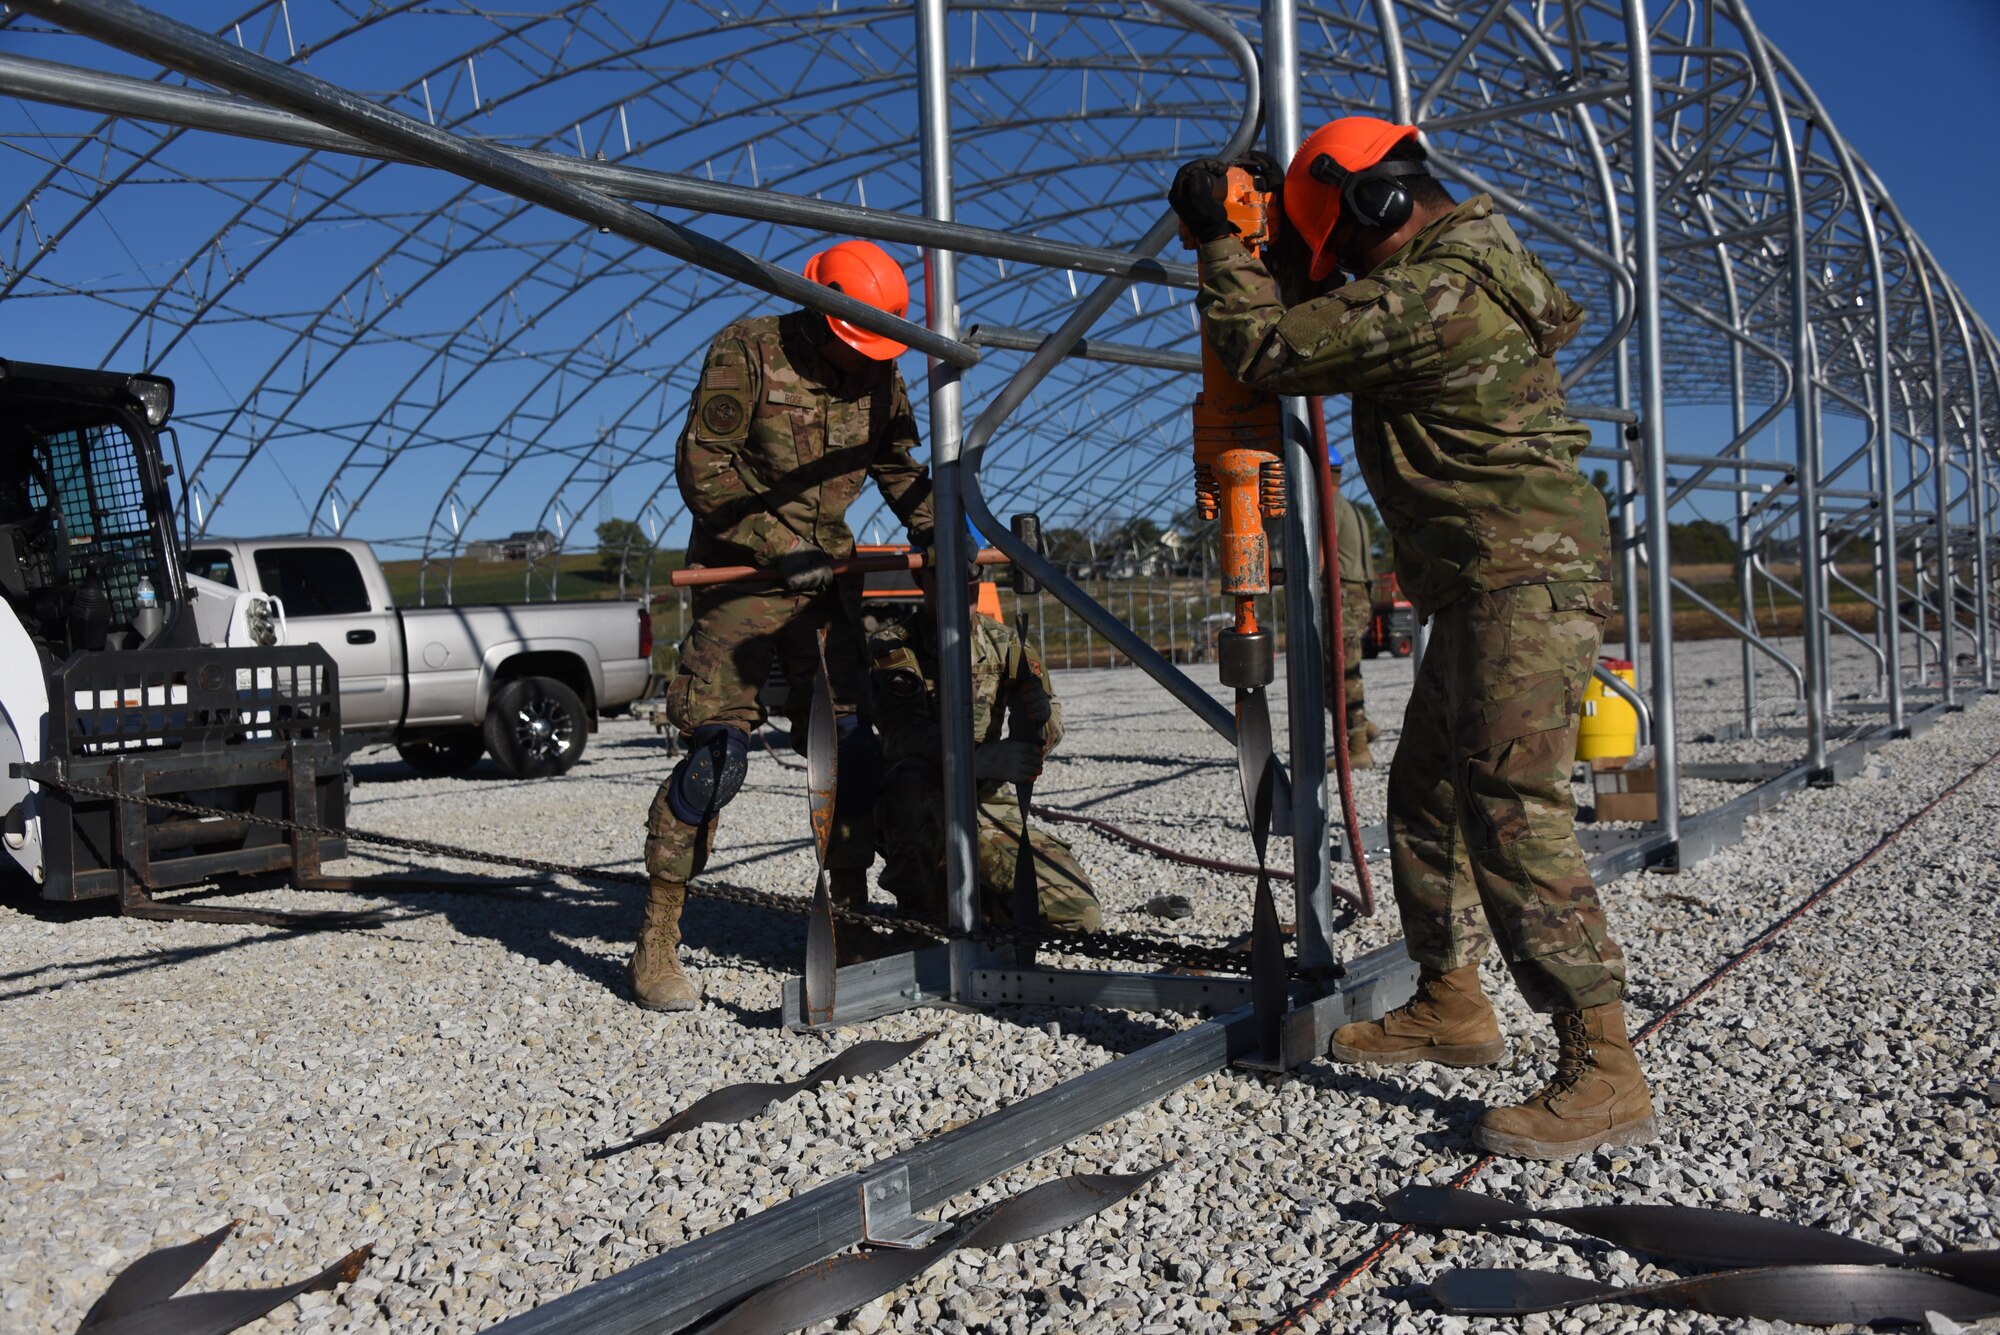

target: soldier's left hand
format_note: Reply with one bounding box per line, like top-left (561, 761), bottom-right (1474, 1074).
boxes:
top-left (1169, 158), bottom-right (1234, 244)
top-left (973, 738), bottom-right (1041, 785)
top-left (775, 546), bottom-right (836, 593)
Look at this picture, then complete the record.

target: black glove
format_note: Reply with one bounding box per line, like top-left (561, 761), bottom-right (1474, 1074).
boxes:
top-left (1168, 158), bottom-right (1234, 245)
top-left (775, 546), bottom-right (835, 594)
top-left (974, 739), bottom-right (1041, 786)
top-left (1233, 149), bottom-right (1284, 192)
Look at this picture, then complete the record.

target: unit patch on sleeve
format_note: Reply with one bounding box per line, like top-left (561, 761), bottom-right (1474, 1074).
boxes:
top-left (701, 392), bottom-right (745, 435)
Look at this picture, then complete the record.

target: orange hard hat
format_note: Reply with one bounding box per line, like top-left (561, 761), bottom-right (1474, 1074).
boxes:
top-left (803, 239), bottom-right (911, 360)
top-left (1284, 117), bottom-right (1420, 281)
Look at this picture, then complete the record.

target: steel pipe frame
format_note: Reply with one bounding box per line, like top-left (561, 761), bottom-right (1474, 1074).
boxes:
top-left (1624, 0), bottom-right (1681, 843)
top-left (0, 51), bottom-right (1202, 294)
top-left (0, 2), bottom-right (1232, 595)
top-left (960, 4), bottom-right (1263, 752)
top-left (1265, 0), bottom-right (1337, 976)
top-left (7, 5), bottom-right (1992, 767)
top-left (4, 0), bottom-right (984, 370)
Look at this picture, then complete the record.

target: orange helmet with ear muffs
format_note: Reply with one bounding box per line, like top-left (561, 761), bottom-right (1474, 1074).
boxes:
top-left (802, 239), bottom-right (911, 360)
top-left (1283, 118), bottom-right (1425, 281)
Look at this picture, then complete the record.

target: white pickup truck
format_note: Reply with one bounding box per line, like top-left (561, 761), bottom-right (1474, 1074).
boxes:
top-left (187, 537), bottom-right (651, 779)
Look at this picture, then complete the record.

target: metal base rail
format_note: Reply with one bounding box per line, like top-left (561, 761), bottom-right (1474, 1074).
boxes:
top-left (498, 710), bottom-right (1951, 1335)
top-left (486, 940), bottom-right (1416, 1335)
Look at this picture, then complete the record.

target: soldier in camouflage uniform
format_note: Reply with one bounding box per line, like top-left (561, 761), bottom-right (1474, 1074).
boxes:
top-left (1172, 118), bottom-right (1654, 1159)
top-left (1330, 490), bottom-right (1378, 769)
top-left (634, 239), bottom-right (935, 1013)
top-left (871, 569), bottom-right (1103, 933)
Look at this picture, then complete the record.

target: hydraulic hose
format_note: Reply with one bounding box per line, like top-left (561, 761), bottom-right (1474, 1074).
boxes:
top-left (1307, 396), bottom-right (1377, 916)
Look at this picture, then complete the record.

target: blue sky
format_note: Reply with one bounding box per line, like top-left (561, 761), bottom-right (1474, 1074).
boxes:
top-left (1752, 0), bottom-right (2000, 329)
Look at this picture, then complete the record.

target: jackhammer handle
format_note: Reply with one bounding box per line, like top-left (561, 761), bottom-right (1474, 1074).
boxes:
top-left (664, 547), bottom-right (1012, 589)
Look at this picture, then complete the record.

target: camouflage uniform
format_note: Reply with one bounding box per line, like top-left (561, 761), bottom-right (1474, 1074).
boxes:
top-left (1329, 491), bottom-right (1375, 756)
top-left (870, 611), bottom-right (1103, 933)
top-left (1199, 194), bottom-right (1625, 1013)
top-left (657, 310), bottom-right (935, 887)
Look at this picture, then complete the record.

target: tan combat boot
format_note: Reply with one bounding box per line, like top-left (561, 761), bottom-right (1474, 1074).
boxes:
top-left (629, 879), bottom-right (700, 1012)
top-left (1475, 1002), bottom-right (1657, 1160)
top-left (1327, 721), bottom-right (1380, 771)
top-left (1329, 963), bottom-right (1505, 1067)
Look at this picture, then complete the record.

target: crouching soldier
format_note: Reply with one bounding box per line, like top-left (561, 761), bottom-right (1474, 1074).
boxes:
top-left (871, 568), bottom-right (1103, 934)
top-left (635, 239), bottom-right (935, 1011)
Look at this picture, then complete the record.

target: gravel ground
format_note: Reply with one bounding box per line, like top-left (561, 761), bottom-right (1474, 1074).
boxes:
top-left (1, 633), bottom-right (1995, 1335)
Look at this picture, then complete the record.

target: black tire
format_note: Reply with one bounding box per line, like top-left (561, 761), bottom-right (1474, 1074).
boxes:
top-left (396, 731), bottom-right (485, 777)
top-left (484, 676), bottom-right (588, 779)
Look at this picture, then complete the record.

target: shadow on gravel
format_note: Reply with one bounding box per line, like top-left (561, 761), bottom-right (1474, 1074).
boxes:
top-left (0, 914), bottom-right (429, 1000)
top-left (1287, 1065), bottom-right (1489, 1142)
top-left (0, 869), bottom-right (112, 926)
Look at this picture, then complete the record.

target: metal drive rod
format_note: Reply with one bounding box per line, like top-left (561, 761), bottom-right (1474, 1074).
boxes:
top-left (1623, 0), bottom-right (1681, 845)
top-left (0, 52), bottom-right (1200, 294)
top-left (7, 0), bottom-right (978, 369)
top-left (1263, 0), bottom-right (1336, 977)
top-left (961, 0), bottom-right (1263, 753)
top-left (914, 0), bottom-right (981, 987)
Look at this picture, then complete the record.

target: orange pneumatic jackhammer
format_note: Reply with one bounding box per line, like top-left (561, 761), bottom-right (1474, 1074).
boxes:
top-left (1182, 162), bottom-right (1374, 1032)
top-left (1183, 160), bottom-right (1291, 1058)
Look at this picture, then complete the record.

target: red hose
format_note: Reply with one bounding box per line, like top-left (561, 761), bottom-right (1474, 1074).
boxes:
top-left (1306, 396), bottom-right (1376, 916)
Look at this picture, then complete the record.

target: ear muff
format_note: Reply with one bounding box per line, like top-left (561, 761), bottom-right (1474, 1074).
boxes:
top-left (1308, 155), bottom-right (1431, 232)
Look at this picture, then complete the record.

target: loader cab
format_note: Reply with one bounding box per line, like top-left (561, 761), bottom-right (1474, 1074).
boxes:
top-left (0, 359), bottom-right (187, 660)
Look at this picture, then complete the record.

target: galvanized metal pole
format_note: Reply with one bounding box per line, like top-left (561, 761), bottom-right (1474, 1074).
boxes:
top-left (1918, 255), bottom-right (1958, 707)
top-left (1727, 0), bottom-right (1825, 775)
top-left (1944, 284), bottom-right (1992, 693)
top-left (1805, 333), bottom-right (1835, 730)
top-left (1624, 0), bottom-right (1679, 846)
top-left (1371, 0), bottom-right (1426, 671)
top-left (915, 0), bottom-right (980, 976)
top-left (1721, 250), bottom-right (1757, 736)
top-left (1263, 0), bottom-right (1335, 974)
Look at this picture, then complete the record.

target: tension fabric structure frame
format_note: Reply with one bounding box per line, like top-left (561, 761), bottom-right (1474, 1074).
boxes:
top-left (0, 0), bottom-right (1992, 823)
top-left (0, 1), bottom-right (1993, 1329)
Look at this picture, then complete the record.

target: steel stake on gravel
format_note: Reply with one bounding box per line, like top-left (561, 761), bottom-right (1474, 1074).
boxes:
top-left (589, 1035), bottom-right (934, 1159)
top-left (1387, 1186), bottom-right (2000, 1282)
top-left (803, 628), bottom-right (839, 1027)
top-left (1235, 686), bottom-right (1287, 1064)
top-left (75, 1222), bottom-right (370, 1335)
top-left (1429, 1263), bottom-right (2000, 1326)
top-left (700, 1167), bottom-right (1164, 1335)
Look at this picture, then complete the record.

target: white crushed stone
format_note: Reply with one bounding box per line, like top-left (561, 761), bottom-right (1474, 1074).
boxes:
top-left (1, 633), bottom-right (1994, 1334)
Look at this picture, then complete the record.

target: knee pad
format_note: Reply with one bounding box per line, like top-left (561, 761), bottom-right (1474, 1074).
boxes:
top-left (666, 724), bottom-right (750, 825)
top-left (834, 715), bottom-right (881, 818)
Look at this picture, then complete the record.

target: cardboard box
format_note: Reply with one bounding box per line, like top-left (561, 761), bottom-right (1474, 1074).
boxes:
top-left (1590, 750), bottom-right (1657, 823)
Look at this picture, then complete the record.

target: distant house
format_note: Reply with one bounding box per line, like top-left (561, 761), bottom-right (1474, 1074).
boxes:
top-left (465, 528), bottom-right (559, 562)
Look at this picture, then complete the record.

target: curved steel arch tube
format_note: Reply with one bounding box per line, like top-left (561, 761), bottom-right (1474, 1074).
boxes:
top-left (8, 0), bottom-right (982, 369)
top-left (958, 0), bottom-right (1262, 747)
top-left (0, 52), bottom-right (1201, 292)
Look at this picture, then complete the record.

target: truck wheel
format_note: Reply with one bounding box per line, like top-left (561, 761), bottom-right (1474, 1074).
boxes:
top-left (485, 676), bottom-right (588, 779)
top-left (396, 731), bottom-right (485, 777)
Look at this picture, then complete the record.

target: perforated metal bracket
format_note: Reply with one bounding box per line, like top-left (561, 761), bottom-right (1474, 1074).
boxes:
top-left (857, 1164), bottom-right (949, 1250)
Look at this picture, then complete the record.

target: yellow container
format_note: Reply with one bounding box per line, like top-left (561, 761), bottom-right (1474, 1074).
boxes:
top-left (1576, 659), bottom-right (1638, 761)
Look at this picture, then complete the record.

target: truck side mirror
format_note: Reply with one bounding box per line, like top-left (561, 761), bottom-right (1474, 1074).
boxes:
top-left (1009, 513), bottom-right (1041, 596)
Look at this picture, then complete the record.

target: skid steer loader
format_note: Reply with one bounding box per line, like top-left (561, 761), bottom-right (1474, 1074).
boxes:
top-left (0, 358), bottom-right (346, 919)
